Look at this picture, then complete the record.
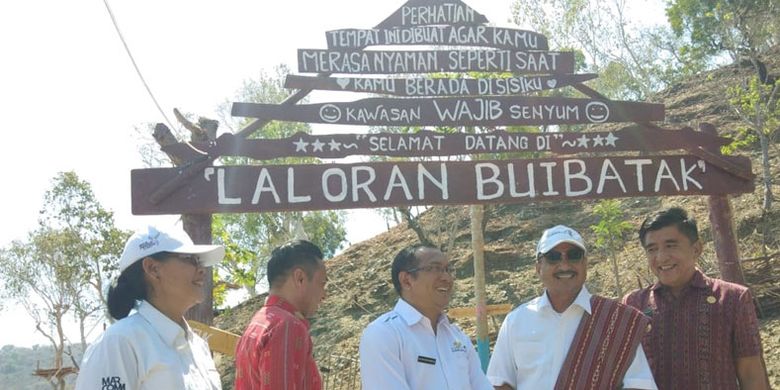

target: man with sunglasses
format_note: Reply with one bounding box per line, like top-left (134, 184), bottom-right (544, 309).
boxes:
top-left (487, 225), bottom-right (657, 390)
top-left (359, 244), bottom-right (493, 389)
top-left (623, 208), bottom-right (768, 389)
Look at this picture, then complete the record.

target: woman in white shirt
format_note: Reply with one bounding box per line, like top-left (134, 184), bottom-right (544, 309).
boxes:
top-left (75, 225), bottom-right (225, 390)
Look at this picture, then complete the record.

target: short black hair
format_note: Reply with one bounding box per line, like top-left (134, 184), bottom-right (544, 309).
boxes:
top-left (391, 244), bottom-right (431, 295)
top-left (267, 240), bottom-right (324, 288)
top-left (639, 207), bottom-right (699, 246)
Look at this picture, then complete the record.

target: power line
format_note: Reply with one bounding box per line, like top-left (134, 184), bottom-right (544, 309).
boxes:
top-left (101, 0), bottom-right (177, 131)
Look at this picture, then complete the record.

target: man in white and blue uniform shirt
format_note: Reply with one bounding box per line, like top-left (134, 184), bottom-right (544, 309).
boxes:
top-left (359, 245), bottom-right (492, 390)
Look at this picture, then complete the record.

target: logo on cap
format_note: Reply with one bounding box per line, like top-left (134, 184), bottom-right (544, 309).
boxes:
top-left (138, 232), bottom-right (160, 251)
top-left (550, 229), bottom-right (574, 239)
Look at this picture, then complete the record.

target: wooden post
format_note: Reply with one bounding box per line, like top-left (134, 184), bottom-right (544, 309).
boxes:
top-left (700, 123), bottom-right (746, 285)
top-left (469, 205), bottom-right (490, 371)
top-left (706, 196), bottom-right (746, 284)
top-left (183, 214), bottom-right (215, 324)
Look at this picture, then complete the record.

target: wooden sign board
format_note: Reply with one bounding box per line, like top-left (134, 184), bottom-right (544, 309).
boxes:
top-left (375, 0), bottom-right (489, 29)
top-left (131, 155), bottom-right (753, 215)
top-left (232, 96), bottom-right (664, 127)
top-left (284, 74), bottom-right (597, 97)
top-left (297, 49), bottom-right (574, 74)
top-left (326, 26), bottom-right (549, 51)
top-left (169, 127), bottom-right (729, 162)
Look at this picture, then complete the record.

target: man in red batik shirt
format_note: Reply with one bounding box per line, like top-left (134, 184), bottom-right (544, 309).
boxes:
top-left (623, 208), bottom-right (769, 390)
top-left (235, 240), bottom-right (327, 390)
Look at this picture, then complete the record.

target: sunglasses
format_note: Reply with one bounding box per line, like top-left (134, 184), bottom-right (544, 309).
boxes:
top-left (540, 248), bottom-right (585, 264)
top-left (173, 254), bottom-right (201, 267)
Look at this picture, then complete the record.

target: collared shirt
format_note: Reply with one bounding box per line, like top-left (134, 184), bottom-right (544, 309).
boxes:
top-left (234, 295), bottom-right (321, 390)
top-left (75, 300), bottom-right (221, 390)
top-left (487, 287), bottom-right (657, 390)
top-left (359, 298), bottom-right (493, 390)
top-left (623, 270), bottom-right (763, 390)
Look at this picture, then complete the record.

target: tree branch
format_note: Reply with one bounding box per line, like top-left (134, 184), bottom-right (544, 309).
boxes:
top-left (398, 207), bottom-right (433, 247)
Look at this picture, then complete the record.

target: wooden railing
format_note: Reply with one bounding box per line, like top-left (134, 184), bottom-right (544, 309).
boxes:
top-left (190, 320), bottom-right (240, 356)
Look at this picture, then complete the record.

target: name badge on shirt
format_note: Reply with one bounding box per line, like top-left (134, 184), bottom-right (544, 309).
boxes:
top-left (417, 355), bottom-right (436, 365)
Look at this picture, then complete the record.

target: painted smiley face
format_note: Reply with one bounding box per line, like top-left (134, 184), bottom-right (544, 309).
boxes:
top-left (585, 102), bottom-right (610, 123)
top-left (319, 104), bottom-right (342, 123)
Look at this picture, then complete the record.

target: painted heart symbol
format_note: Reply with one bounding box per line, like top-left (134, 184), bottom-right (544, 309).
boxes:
top-left (336, 78), bottom-right (350, 89)
top-left (546, 79), bottom-right (557, 88)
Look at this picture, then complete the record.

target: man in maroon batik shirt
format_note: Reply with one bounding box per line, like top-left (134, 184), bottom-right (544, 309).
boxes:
top-left (623, 208), bottom-right (769, 390)
top-left (235, 240), bottom-right (327, 390)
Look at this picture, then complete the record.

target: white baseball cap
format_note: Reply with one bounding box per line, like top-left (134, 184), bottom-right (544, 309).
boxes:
top-left (118, 225), bottom-right (225, 273)
top-left (536, 225), bottom-right (587, 256)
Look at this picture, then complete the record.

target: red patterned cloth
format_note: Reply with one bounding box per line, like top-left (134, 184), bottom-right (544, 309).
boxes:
top-left (623, 270), bottom-right (763, 390)
top-left (234, 295), bottom-right (322, 390)
top-left (554, 296), bottom-right (650, 390)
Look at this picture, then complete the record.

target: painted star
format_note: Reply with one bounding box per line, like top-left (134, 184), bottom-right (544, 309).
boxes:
top-left (604, 132), bottom-right (619, 147)
top-left (311, 139), bottom-right (325, 152)
top-left (592, 134), bottom-right (605, 146)
top-left (293, 138), bottom-right (309, 152)
top-left (576, 134), bottom-right (590, 148)
top-left (328, 138), bottom-right (341, 151)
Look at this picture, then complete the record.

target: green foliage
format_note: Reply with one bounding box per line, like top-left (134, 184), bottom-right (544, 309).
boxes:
top-left (666, 0), bottom-right (779, 61)
top-left (0, 228), bottom-right (86, 390)
top-left (728, 76), bottom-right (780, 136)
top-left (213, 211), bottom-right (345, 298)
top-left (720, 131), bottom-right (758, 155)
top-left (211, 217), bottom-right (256, 306)
top-left (0, 172), bottom-right (128, 388)
top-left (590, 200), bottom-right (634, 250)
top-left (511, 0), bottom-right (691, 100)
top-left (212, 65), bottom-right (347, 298)
top-left (220, 64), bottom-right (312, 142)
top-left (727, 75), bottom-right (780, 210)
top-left (38, 172), bottom-right (129, 284)
top-left (1, 172), bottom-right (129, 310)
top-left (590, 200), bottom-right (634, 296)
top-left (1, 228), bottom-right (83, 303)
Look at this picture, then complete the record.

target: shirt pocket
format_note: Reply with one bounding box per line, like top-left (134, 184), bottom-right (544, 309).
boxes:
top-left (512, 341), bottom-right (546, 372)
top-left (452, 349), bottom-right (470, 373)
top-left (451, 353), bottom-right (474, 390)
top-left (143, 362), bottom-right (184, 389)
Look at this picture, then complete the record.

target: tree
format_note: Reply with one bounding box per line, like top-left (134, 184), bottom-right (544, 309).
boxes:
top-left (0, 172), bottom-right (127, 390)
top-left (728, 76), bottom-right (779, 211)
top-left (667, 0), bottom-right (779, 67)
top-left (37, 172), bottom-right (129, 338)
top-left (211, 65), bottom-right (347, 298)
top-left (0, 229), bottom-right (85, 390)
top-left (590, 200), bottom-right (634, 297)
top-left (512, 0), bottom-right (700, 100)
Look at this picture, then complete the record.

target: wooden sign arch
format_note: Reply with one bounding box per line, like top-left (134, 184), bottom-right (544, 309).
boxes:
top-left (132, 0), bottom-right (753, 359)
